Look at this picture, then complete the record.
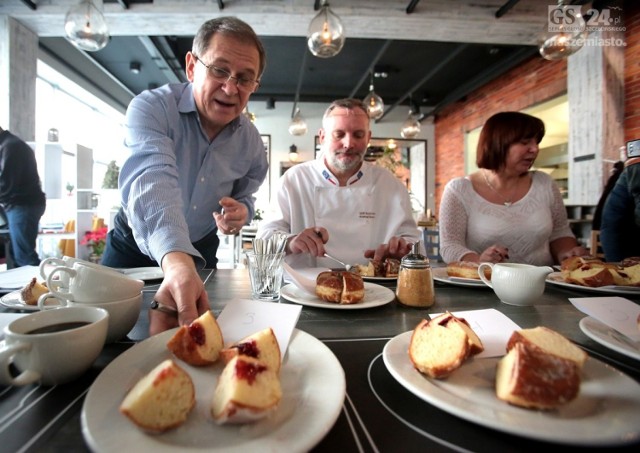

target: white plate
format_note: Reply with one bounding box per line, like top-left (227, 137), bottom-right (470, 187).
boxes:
top-left (280, 282), bottom-right (395, 309)
top-left (82, 328), bottom-right (345, 453)
top-left (0, 290), bottom-right (55, 311)
top-left (361, 275), bottom-right (397, 282)
top-left (118, 267), bottom-right (164, 281)
top-left (383, 331), bottom-right (640, 446)
top-left (580, 316), bottom-right (640, 361)
top-left (432, 267), bottom-right (487, 288)
top-left (546, 272), bottom-right (640, 296)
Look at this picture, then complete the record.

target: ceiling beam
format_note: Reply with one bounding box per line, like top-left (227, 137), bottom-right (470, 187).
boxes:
top-left (348, 40), bottom-right (393, 99)
top-left (495, 0), bottom-right (521, 18)
top-left (0, 1), bottom-right (551, 46)
top-left (377, 43), bottom-right (469, 121)
top-left (19, 0), bottom-right (36, 10)
top-left (422, 46), bottom-right (538, 119)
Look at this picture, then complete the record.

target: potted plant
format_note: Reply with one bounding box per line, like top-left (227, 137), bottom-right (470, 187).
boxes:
top-left (81, 227), bottom-right (108, 263)
top-left (102, 161), bottom-right (120, 189)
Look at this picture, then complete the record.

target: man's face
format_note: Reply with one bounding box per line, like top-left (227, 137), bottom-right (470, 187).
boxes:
top-left (319, 107), bottom-right (371, 174)
top-left (186, 33), bottom-right (260, 138)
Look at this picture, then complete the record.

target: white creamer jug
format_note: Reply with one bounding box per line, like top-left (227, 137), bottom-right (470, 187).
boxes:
top-left (478, 262), bottom-right (553, 306)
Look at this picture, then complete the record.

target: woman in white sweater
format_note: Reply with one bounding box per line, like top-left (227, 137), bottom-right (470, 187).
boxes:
top-left (439, 111), bottom-right (588, 266)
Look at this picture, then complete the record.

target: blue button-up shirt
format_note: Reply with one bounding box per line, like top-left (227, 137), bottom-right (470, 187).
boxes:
top-left (119, 83), bottom-right (268, 267)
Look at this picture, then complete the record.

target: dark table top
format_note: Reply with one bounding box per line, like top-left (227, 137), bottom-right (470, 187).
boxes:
top-left (1, 268), bottom-right (639, 452)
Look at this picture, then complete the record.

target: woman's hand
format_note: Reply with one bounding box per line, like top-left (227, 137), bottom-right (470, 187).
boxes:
top-left (478, 244), bottom-right (509, 263)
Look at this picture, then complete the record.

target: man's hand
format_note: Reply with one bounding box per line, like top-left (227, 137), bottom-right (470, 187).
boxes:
top-left (213, 197), bottom-right (248, 235)
top-left (364, 236), bottom-right (412, 261)
top-left (149, 251), bottom-right (210, 336)
top-left (288, 227), bottom-right (328, 256)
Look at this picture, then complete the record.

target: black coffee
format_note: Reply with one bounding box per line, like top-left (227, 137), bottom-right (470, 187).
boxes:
top-left (25, 321), bottom-right (91, 334)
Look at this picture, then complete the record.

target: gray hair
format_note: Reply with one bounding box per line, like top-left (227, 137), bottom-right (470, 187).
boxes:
top-left (323, 98), bottom-right (370, 120)
top-left (192, 16), bottom-right (267, 78)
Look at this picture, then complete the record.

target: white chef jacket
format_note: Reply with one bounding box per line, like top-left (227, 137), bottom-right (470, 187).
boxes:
top-left (257, 158), bottom-right (421, 269)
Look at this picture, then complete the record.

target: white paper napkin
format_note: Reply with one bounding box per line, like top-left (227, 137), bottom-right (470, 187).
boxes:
top-left (431, 308), bottom-right (521, 358)
top-left (216, 299), bottom-right (302, 360)
top-left (569, 296), bottom-right (640, 341)
top-left (0, 266), bottom-right (40, 290)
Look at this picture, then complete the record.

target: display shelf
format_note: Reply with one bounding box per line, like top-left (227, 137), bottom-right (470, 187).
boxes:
top-left (565, 204), bottom-right (596, 249)
top-left (31, 142), bottom-right (96, 260)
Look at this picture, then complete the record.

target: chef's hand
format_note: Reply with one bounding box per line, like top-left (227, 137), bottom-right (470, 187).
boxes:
top-left (213, 197), bottom-right (248, 235)
top-left (149, 251), bottom-right (210, 336)
top-left (288, 227), bottom-right (327, 257)
top-left (478, 244), bottom-right (509, 263)
top-left (364, 236), bottom-right (412, 261)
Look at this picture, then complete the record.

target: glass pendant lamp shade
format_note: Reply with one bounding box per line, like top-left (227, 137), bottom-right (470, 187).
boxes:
top-left (538, 1), bottom-right (587, 60)
top-left (363, 84), bottom-right (384, 120)
top-left (288, 108), bottom-right (308, 136)
top-left (65, 0), bottom-right (109, 52)
top-left (401, 111), bottom-right (421, 139)
top-left (538, 29), bottom-right (588, 60)
top-left (307, 1), bottom-right (345, 58)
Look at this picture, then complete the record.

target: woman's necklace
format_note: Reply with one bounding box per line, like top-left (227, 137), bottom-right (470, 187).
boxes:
top-left (482, 170), bottom-right (517, 207)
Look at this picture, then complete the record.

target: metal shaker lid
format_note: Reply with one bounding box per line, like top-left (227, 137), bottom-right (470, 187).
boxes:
top-left (400, 241), bottom-right (430, 269)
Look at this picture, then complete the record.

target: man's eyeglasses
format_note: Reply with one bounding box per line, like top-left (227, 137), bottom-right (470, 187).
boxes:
top-left (194, 56), bottom-right (260, 92)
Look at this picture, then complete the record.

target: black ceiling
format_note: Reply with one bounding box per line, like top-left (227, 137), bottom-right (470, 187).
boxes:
top-left (49, 34), bottom-right (536, 120)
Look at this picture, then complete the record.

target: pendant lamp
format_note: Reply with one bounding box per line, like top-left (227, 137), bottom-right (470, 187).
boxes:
top-left (400, 112), bottom-right (421, 139)
top-left (64, 0), bottom-right (110, 52)
top-left (363, 72), bottom-right (384, 120)
top-left (289, 144), bottom-right (300, 162)
top-left (288, 108), bottom-right (308, 136)
top-left (307, 0), bottom-right (345, 58)
top-left (538, 1), bottom-right (587, 60)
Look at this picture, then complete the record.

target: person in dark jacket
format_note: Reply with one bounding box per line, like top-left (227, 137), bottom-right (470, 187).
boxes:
top-left (600, 157), bottom-right (640, 261)
top-left (0, 126), bottom-right (46, 266)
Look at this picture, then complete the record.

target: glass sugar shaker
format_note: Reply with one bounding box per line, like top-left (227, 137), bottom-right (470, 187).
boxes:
top-left (396, 240), bottom-right (435, 307)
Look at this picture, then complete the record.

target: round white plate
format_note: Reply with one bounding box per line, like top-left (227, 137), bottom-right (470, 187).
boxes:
top-left (580, 316), bottom-right (640, 361)
top-left (383, 331), bottom-right (640, 446)
top-left (361, 275), bottom-right (397, 282)
top-left (82, 328), bottom-right (345, 453)
top-left (0, 290), bottom-right (58, 311)
top-left (280, 282), bottom-right (395, 309)
top-left (431, 267), bottom-right (486, 288)
top-left (546, 272), bottom-right (640, 296)
top-left (118, 267), bottom-right (164, 281)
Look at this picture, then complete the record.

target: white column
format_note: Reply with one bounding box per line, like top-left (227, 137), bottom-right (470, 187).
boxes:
top-left (567, 29), bottom-right (625, 205)
top-left (0, 15), bottom-right (38, 140)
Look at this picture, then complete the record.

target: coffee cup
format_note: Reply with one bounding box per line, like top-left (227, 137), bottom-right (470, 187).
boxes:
top-left (478, 262), bottom-right (553, 306)
top-left (39, 256), bottom-right (110, 289)
top-left (67, 293), bottom-right (142, 343)
top-left (45, 262), bottom-right (144, 303)
top-left (0, 306), bottom-right (109, 386)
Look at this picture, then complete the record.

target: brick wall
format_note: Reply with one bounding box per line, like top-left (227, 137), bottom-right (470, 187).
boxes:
top-left (433, 1), bottom-right (640, 214)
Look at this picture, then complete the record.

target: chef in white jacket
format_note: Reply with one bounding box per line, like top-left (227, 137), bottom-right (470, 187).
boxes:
top-left (257, 98), bottom-right (420, 269)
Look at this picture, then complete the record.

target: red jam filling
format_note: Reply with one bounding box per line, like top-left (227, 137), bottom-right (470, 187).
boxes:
top-left (235, 340), bottom-right (259, 358)
top-left (235, 360), bottom-right (266, 384)
top-left (188, 323), bottom-right (206, 346)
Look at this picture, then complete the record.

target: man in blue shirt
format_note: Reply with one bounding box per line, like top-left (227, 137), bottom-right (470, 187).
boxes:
top-left (102, 17), bottom-right (268, 335)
